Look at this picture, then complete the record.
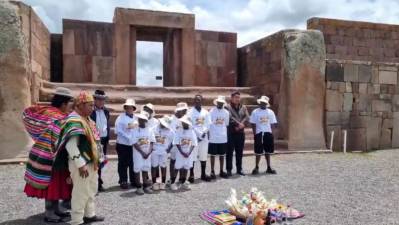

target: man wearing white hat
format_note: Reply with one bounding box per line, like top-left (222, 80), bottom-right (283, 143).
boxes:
top-left (172, 116), bottom-right (198, 190)
top-left (208, 96), bottom-right (230, 179)
top-left (250, 96), bottom-right (278, 175)
top-left (168, 102), bottom-right (188, 190)
top-left (132, 111), bottom-right (156, 195)
top-left (151, 115), bottom-right (174, 191)
top-left (187, 94), bottom-right (212, 182)
top-left (142, 103), bottom-right (159, 132)
top-left (114, 99), bottom-right (137, 189)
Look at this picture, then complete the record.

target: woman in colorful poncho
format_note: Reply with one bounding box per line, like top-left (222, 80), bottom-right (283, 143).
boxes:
top-left (22, 87), bottom-right (74, 223)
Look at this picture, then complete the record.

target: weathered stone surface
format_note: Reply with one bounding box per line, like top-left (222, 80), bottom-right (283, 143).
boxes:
top-left (358, 94), bottom-right (372, 112)
top-left (0, 1), bottom-right (33, 159)
top-left (368, 83), bottom-right (380, 94)
top-left (345, 82), bottom-right (352, 92)
top-left (343, 93), bottom-right (353, 111)
top-left (366, 117), bottom-right (382, 150)
top-left (326, 90), bottom-right (343, 111)
top-left (392, 112), bottom-right (399, 148)
top-left (379, 70), bottom-right (397, 84)
top-left (346, 128), bottom-right (366, 151)
top-left (392, 95), bottom-right (399, 111)
top-left (358, 64), bottom-right (372, 82)
top-left (326, 61), bottom-right (344, 81)
top-left (372, 99), bottom-right (392, 112)
top-left (349, 115), bottom-right (370, 128)
top-left (344, 64), bottom-right (358, 82)
top-left (359, 83), bottom-right (368, 94)
top-left (282, 30), bottom-right (326, 150)
top-left (379, 129), bottom-right (392, 149)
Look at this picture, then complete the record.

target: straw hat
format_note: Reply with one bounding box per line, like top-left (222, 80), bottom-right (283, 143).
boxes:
top-left (136, 111), bottom-right (149, 121)
top-left (175, 102), bottom-right (188, 112)
top-left (257, 96), bottom-right (271, 107)
top-left (123, 98), bottom-right (137, 111)
top-left (213, 95), bottom-right (226, 106)
top-left (159, 115), bottom-right (171, 129)
top-left (179, 116), bottom-right (192, 127)
top-left (142, 103), bottom-right (155, 114)
top-left (54, 87), bottom-right (73, 98)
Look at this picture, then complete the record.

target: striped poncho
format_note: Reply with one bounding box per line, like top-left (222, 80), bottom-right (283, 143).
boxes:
top-left (22, 106), bottom-right (67, 189)
top-left (54, 111), bottom-right (101, 171)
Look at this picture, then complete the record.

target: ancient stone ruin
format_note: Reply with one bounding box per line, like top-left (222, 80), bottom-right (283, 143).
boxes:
top-left (1, 1), bottom-right (398, 159)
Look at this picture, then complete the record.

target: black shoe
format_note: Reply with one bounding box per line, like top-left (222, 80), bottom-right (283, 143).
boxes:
top-left (61, 200), bottom-right (71, 210)
top-left (83, 215), bottom-right (105, 223)
top-left (237, 170), bottom-right (246, 176)
top-left (44, 217), bottom-right (65, 223)
top-left (200, 174), bottom-right (212, 182)
top-left (210, 172), bottom-right (217, 180)
top-left (266, 168), bottom-right (277, 174)
top-left (226, 171), bottom-right (232, 177)
top-left (220, 172), bottom-right (229, 178)
top-left (188, 176), bottom-right (195, 184)
top-left (98, 185), bottom-right (105, 192)
top-left (55, 211), bottom-right (71, 218)
top-left (252, 167), bottom-right (259, 175)
top-left (120, 183), bottom-right (129, 189)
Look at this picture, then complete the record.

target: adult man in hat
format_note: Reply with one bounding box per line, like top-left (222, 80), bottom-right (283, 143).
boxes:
top-left (115, 98), bottom-right (137, 189)
top-left (168, 102), bottom-right (188, 190)
top-left (250, 96), bottom-right (278, 175)
top-left (208, 96), bottom-right (230, 179)
top-left (90, 90), bottom-right (110, 192)
top-left (23, 87), bottom-right (74, 223)
top-left (187, 94), bottom-right (212, 182)
top-left (225, 91), bottom-right (249, 176)
top-left (54, 91), bottom-right (105, 225)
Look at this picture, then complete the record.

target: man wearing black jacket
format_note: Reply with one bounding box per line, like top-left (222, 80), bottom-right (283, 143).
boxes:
top-left (225, 91), bottom-right (249, 176)
top-left (90, 90), bottom-right (110, 192)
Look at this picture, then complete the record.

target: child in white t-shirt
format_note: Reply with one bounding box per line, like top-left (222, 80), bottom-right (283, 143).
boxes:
top-left (151, 116), bottom-right (173, 191)
top-left (172, 116), bottom-right (197, 191)
top-left (249, 96), bottom-right (278, 175)
top-left (132, 111), bottom-right (156, 195)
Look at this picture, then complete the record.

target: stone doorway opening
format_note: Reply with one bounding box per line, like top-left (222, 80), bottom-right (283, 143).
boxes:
top-left (136, 41), bottom-right (163, 87)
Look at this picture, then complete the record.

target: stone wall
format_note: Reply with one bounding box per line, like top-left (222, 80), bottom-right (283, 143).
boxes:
top-left (325, 59), bottom-right (399, 151)
top-left (237, 30), bottom-right (286, 116)
top-left (194, 30), bottom-right (237, 86)
top-left (308, 17), bottom-right (399, 63)
top-left (63, 19), bottom-right (115, 83)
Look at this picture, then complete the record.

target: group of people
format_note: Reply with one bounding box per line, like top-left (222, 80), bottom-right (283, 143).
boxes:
top-left (22, 87), bottom-right (278, 225)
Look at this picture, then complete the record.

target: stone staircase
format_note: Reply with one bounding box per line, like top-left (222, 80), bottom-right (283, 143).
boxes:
top-left (38, 81), bottom-right (288, 155)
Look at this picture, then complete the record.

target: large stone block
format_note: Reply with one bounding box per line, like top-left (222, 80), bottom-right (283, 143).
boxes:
top-left (366, 117), bottom-right (382, 150)
top-left (379, 129), bottom-right (392, 149)
top-left (379, 70), bottom-right (397, 84)
top-left (343, 93), bottom-right (353, 111)
top-left (92, 56), bottom-right (114, 84)
top-left (349, 115), bottom-right (370, 128)
top-left (392, 95), bottom-right (399, 111)
top-left (358, 94), bottom-right (372, 112)
top-left (346, 128), bottom-right (366, 151)
top-left (326, 62), bottom-right (344, 82)
top-left (344, 64), bottom-right (358, 82)
top-left (372, 99), bottom-right (392, 112)
top-left (326, 90), bottom-right (343, 111)
top-left (392, 112), bottom-right (399, 148)
top-left (359, 83), bottom-right (368, 94)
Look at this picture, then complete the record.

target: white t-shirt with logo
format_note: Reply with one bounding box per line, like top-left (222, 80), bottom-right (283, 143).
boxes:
top-left (132, 127), bottom-right (156, 154)
top-left (209, 107), bottom-right (230, 144)
top-left (153, 125), bottom-right (174, 155)
top-left (188, 107), bottom-right (211, 141)
top-left (173, 128), bottom-right (198, 154)
top-left (249, 108), bottom-right (277, 134)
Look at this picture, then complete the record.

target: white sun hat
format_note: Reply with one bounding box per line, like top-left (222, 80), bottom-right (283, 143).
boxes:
top-left (159, 115), bottom-right (171, 129)
top-left (123, 98), bottom-right (137, 110)
top-left (213, 95), bottom-right (227, 106)
top-left (142, 103), bottom-right (155, 114)
top-left (257, 96), bottom-right (271, 107)
top-left (136, 111), bottom-right (149, 121)
top-left (175, 102), bottom-right (188, 112)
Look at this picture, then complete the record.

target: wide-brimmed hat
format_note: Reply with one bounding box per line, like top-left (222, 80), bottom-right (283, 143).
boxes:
top-left (123, 98), bottom-right (137, 111)
top-left (136, 111), bottom-right (149, 121)
top-left (175, 102), bottom-right (188, 112)
top-left (179, 116), bottom-right (192, 127)
top-left (142, 103), bottom-right (155, 114)
top-left (257, 96), bottom-right (271, 107)
top-left (54, 87), bottom-right (73, 98)
top-left (93, 89), bottom-right (107, 99)
top-left (75, 91), bottom-right (94, 105)
top-left (159, 115), bottom-right (171, 129)
top-left (213, 95), bottom-right (226, 106)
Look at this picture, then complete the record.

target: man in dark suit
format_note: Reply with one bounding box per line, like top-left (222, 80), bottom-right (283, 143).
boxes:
top-left (90, 90), bottom-right (110, 192)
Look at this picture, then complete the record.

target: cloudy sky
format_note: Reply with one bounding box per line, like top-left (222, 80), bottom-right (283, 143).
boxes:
top-left (22, 0), bottom-right (399, 86)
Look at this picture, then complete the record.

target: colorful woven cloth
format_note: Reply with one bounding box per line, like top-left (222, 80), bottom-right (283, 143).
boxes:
top-left (22, 106), bottom-right (67, 189)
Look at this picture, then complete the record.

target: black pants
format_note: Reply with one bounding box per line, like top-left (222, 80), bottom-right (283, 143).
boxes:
top-left (226, 132), bottom-right (245, 172)
top-left (98, 137), bottom-right (109, 187)
top-left (116, 143), bottom-right (134, 185)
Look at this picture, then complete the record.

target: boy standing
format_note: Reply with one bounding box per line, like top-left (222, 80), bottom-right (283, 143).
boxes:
top-left (151, 116), bottom-right (174, 191)
top-left (208, 96), bottom-right (230, 179)
top-left (250, 96), bottom-right (278, 175)
top-left (172, 116), bottom-right (197, 191)
top-left (132, 111), bottom-right (156, 195)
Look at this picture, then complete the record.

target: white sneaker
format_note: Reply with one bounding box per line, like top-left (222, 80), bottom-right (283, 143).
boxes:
top-left (181, 181), bottom-right (191, 191)
top-left (159, 183), bottom-right (166, 190)
top-left (152, 183), bottom-right (160, 191)
top-left (170, 183), bottom-right (179, 191)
